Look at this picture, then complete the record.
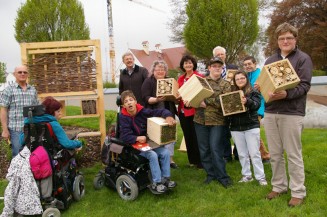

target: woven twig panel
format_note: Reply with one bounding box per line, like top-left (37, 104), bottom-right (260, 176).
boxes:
top-left (27, 51), bottom-right (97, 94)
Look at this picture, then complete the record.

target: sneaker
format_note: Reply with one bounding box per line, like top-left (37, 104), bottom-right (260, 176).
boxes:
top-left (150, 182), bottom-right (167, 194)
top-left (258, 179), bottom-right (268, 186)
top-left (162, 178), bottom-right (177, 189)
top-left (170, 162), bottom-right (178, 169)
top-left (238, 176), bottom-right (253, 183)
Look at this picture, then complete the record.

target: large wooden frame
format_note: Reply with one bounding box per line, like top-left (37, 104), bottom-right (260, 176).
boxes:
top-left (20, 40), bottom-right (106, 145)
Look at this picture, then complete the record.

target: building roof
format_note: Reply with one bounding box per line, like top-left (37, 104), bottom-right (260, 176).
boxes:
top-left (129, 46), bottom-right (186, 71)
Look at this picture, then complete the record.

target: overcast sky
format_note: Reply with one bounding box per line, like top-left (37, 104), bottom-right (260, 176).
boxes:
top-left (0, 0), bottom-right (180, 81)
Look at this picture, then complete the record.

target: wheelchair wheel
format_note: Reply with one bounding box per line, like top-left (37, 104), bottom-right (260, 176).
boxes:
top-left (42, 207), bottom-right (61, 217)
top-left (116, 174), bottom-right (139, 201)
top-left (73, 175), bottom-right (85, 201)
top-left (93, 173), bottom-right (105, 190)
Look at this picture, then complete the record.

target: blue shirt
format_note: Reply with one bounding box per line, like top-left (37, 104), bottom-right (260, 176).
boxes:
top-left (247, 68), bottom-right (265, 117)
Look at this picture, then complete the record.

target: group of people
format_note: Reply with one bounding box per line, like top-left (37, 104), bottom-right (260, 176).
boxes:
top-left (117, 22), bottom-right (312, 206)
top-left (0, 22), bottom-right (312, 207)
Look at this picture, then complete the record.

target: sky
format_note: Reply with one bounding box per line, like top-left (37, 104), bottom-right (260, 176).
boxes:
top-left (0, 0), bottom-right (180, 81)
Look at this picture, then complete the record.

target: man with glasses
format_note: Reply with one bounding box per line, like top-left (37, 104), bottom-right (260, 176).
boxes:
top-left (212, 46), bottom-right (238, 163)
top-left (0, 65), bottom-right (38, 157)
top-left (256, 23), bottom-right (312, 207)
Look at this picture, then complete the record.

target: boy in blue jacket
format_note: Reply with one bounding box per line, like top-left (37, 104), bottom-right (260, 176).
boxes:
top-left (119, 90), bottom-right (177, 194)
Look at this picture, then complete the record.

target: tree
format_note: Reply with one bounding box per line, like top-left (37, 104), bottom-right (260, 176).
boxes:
top-left (15, 0), bottom-right (90, 43)
top-left (0, 62), bottom-right (6, 83)
top-left (264, 0), bottom-right (327, 70)
top-left (168, 0), bottom-right (188, 43)
top-left (183, 0), bottom-right (259, 62)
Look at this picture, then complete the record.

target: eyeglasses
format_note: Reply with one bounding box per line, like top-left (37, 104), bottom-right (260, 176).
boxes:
top-left (17, 71), bottom-right (28, 74)
top-left (278, 37), bottom-right (295, 42)
top-left (235, 77), bottom-right (246, 81)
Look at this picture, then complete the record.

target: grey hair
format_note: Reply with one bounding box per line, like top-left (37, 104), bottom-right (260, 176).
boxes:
top-left (212, 46), bottom-right (226, 56)
top-left (121, 52), bottom-right (134, 61)
top-left (150, 60), bottom-right (168, 74)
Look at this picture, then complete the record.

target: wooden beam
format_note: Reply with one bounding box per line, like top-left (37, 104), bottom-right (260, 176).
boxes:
top-left (38, 91), bottom-right (96, 98)
top-left (28, 47), bottom-right (93, 54)
top-left (61, 114), bottom-right (100, 119)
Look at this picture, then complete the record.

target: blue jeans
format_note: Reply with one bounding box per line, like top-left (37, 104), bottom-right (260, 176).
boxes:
top-left (194, 123), bottom-right (230, 183)
top-left (9, 129), bottom-right (23, 157)
top-left (140, 146), bottom-right (170, 183)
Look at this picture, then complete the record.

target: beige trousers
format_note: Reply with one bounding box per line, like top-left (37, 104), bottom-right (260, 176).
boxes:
top-left (264, 113), bottom-right (306, 199)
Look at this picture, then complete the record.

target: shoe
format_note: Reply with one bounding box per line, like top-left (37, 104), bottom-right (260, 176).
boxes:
top-left (220, 179), bottom-right (233, 188)
top-left (238, 176), bottom-right (253, 183)
top-left (150, 182), bottom-right (168, 194)
top-left (162, 178), bottom-right (177, 189)
top-left (266, 191), bottom-right (287, 200)
top-left (170, 162), bottom-right (178, 169)
top-left (288, 197), bottom-right (304, 207)
top-left (262, 159), bottom-right (270, 164)
top-left (203, 177), bottom-right (214, 185)
top-left (258, 179), bottom-right (268, 186)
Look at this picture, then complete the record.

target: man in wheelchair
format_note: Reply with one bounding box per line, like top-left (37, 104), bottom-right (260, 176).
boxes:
top-left (119, 90), bottom-right (177, 194)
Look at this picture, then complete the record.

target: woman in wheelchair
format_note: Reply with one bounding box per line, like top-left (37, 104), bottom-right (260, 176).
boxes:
top-left (119, 90), bottom-right (177, 194)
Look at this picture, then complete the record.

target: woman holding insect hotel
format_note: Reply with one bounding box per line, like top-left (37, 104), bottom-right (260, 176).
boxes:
top-left (228, 71), bottom-right (267, 186)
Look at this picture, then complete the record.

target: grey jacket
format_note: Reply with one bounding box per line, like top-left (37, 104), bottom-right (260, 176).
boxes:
top-left (264, 47), bottom-right (312, 116)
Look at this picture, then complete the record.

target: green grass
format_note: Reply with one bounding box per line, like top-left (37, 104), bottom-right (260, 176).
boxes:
top-left (0, 110), bottom-right (326, 216)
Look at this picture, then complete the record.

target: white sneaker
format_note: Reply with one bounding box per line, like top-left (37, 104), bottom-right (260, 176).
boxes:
top-left (259, 179), bottom-right (268, 186)
top-left (238, 176), bottom-right (253, 183)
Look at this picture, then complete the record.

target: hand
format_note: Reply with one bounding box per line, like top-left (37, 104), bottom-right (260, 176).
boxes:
top-left (165, 116), bottom-right (176, 127)
top-left (136, 136), bottom-right (147, 143)
top-left (241, 96), bottom-right (247, 105)
top-left (183, 100), bottom-right (190, 107)
top-left (268, 90), bottom-right (287, 101)
top-left (254, 82), bottom-right (260, 92)
top-left (75, 147), bottom-right (82, 152)
top-left (157, 96), bottom-right (166, 102)
top-left (1, 129), bottom-right (9, 139)
top-left (199, 101), bottom-right (206, 108)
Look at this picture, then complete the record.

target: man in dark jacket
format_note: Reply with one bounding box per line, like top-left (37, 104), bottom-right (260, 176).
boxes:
top-left (119, 90), bottom-right (176, 194)
top-left (258, 23), bottom-right (312, 207)
top-left (212, 46), bottom-right (239, 163)
top-left (119, 52), bottom-right (149, 106)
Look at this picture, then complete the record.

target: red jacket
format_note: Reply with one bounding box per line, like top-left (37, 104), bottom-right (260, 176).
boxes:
top-left (177, 71), bottom-right (204, 117)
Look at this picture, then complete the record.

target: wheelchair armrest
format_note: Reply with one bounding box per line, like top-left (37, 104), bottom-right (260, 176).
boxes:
top-left (110, 137), bottom-right (127, 146)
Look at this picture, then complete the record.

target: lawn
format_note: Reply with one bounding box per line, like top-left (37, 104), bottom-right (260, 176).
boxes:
top-left (0, 107), bottom-right (326, 216)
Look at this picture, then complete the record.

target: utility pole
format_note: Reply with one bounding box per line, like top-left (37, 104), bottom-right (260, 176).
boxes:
top-left (106, 0), bottom-right (116, 83)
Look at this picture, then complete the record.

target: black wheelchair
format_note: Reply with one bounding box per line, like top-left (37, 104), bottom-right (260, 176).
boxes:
top-left (23, 105), bottom-right (85, 217)
top-left (93, 96), bottom-right (152, 201)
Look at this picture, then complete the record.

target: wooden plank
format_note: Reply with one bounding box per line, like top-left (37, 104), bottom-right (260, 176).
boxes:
top-left (38, 91), bottom-right (97, 98)
top-left (61, 114), bottom-right (100, 119)
top-left (21, 40), bottom-right (99, 50)
top-left (219, 90), bottom-right (246, 116)
top-left (77, 131), bottom-right (101, 137)
top-left (28, 47), bottom-right (93, 54)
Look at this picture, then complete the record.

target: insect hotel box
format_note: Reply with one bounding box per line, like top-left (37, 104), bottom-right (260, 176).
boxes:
top-left (156, 78), bottom-right (179, 101)
top-left (178, 74), bottom-right (214, 108)
top-left (226, 69), bottom-right (238, 85)
top-left (147, 117), bottom-right (176, 145)
top-left (219, 90), bottom-right (246, 116)
top-left (257, 59), bottom-right (300, 102)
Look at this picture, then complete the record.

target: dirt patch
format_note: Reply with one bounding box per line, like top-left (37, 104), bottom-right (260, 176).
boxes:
top-left (0, 126), bottom-right (102, 180)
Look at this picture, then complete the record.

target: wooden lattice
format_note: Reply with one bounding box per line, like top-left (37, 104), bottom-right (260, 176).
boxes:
top-left (27, 51), bottom-right (97, 94)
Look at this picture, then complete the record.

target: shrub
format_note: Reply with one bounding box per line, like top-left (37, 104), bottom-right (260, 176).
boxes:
top-left (103, 81), bottom-right (117, 88)
top-left (313, 69), bottom-right (327, 76)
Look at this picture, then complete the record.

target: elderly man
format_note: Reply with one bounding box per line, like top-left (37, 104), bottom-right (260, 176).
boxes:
top-left (0, 65), bottom-right (38, 157)
top-left (212, 46), bottom-right (238, 163)
top-left (119, 52), bottom-right (149, 106)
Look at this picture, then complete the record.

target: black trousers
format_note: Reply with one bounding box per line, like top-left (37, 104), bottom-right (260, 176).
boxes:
top-left (178, 113), bottom-right (202, 165)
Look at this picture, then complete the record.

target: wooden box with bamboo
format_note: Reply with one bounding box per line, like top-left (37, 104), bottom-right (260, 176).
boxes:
top-left (219, 90), bottom-right (246, 116)
top-left (178, 74), bottom-right (214, 108)
top-left (156, 78), bottom-right (179, 101)
top-left (147, 117), bottom-right (176, 145)
top-left (257, 59), bottom-right (300, 103)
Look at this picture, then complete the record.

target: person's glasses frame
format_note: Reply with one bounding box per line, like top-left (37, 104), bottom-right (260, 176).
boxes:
top-left (235, 77), bottom-right (246, 82)
top-left (277, 36), bottom-right (295, 42)
top-left (17, 71), bottom-right (29, 75)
